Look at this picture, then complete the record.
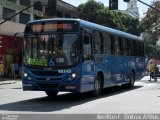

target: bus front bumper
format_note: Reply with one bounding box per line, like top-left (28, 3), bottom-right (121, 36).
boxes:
top-left (22, 78), bottom-right (81, 93)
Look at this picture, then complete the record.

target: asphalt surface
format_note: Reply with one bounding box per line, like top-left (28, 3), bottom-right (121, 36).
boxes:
top-left (0, 76), bottom-right (160, 114)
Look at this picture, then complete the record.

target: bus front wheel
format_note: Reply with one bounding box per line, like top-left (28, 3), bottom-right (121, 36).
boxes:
top-left (45, 91), bottom-right (58, 98)
top-left (92, 75), bottom-right (102, 97)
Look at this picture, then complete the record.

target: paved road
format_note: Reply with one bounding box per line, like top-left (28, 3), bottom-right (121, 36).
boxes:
top-left (0, 76), bottom-right (160, 114)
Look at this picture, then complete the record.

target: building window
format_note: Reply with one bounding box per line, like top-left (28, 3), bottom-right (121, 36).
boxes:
top-left (56, 11), bottom-right (63, 18)
top-left (65, 14), bottom-right (71, 18)
top-left (34, 14), bottom-right (42, 20)
top-left (19, 13), bottom-right (30, 24)
top-left (20, 0), bottom-right (31, 7)
top-left (34, 1), bottom-right (42, 11)
top-left (8, 0), bottom-right (16, 3)
top-left (3, 8), bottom-right (16, 22)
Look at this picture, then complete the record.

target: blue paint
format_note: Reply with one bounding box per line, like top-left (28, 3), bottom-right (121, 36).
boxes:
top-left (22, 18), bottom-right (145, 94)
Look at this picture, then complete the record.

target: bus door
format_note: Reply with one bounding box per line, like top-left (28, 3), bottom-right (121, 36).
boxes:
top-left (81, 32), bottom-right (95, 92)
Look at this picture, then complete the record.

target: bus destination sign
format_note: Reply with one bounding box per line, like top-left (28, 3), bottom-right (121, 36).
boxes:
top-left (31, 23), bottom-right (73, 32)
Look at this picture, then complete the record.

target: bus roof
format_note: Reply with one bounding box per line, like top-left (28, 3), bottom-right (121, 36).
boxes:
top-left (27, 18), bottom-right (143, 41)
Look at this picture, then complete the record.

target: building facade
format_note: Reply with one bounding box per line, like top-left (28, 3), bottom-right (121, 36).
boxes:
top-left (0, 0), bottom-right (77, 77)
top-left (111, 0), bottom-right (139, 19)
top-left (126, 0), bottom-right (139, 18)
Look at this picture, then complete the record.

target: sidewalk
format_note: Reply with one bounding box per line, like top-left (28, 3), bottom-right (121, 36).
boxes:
top-left (141, 75), bottom-right (160, 82)
top-left (0, 78), bottom-right (21, 85)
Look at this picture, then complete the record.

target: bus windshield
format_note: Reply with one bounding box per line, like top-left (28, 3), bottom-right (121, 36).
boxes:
top-left (23, 33), bottom-right (80, 68)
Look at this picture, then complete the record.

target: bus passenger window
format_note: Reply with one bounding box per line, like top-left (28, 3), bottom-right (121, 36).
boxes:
top-left (111, 36), bottom-right (115, 55)
top-left (93, 31), bottom-right (101, 54)
top-left (103, 33), bottom-right (111, 55)
top-left (123, 38), bottom-right (128, 56)
top-left (119, 37), bottom-right (123, 55)
top-left (129, 40), bottom-right (133, 56)
top-left (121, 38), bottom-right (126, 56)
top-left (114, 36), bottom-right (120, 55)
top-left (83, 34), bottom-right (91, 61)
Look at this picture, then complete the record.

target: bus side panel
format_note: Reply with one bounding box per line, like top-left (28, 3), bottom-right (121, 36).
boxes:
top-left (101, 55), bottom-right (112, 87)
top-left (122, 56), bottom-right (145, 82)
top-left (93, 55), bottom-right (126, 88)
top-left (135, 57), bottom-right (145, 80)
top-left (93, 55), bottom-right (112, 87)
top-left (123, 57), bottom-right (131, 83)
top-left (112, 56), bottom-right (126, 85)
top-left (80, 61), bottom-right (95, 92)
top-left (101, 55), bottom-right (143, 87)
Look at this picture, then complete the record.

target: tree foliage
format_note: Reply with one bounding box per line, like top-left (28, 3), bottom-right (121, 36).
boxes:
top-left (140, 0), bottom-right (160, 57)
top-left (145, 45), bottom-right (160, 58)
top-left (77, 0), bottom-right (104, 23)
top-left (77, 0), bottom-right (141, 35)
top-left (140, 0), bottom-right (160, 39)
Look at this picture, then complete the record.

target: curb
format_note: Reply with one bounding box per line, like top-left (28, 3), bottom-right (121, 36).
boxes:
top-left (0, 81), bottom-right (17, 85)
top-left (0, 79), bottom-right (21, 85)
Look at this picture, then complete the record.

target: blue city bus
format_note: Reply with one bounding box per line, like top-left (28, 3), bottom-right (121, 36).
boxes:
top-left (22, 18), bottom-right (145, 97)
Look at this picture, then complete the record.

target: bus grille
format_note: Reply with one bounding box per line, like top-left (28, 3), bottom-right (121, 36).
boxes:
top-left (31, 71), bottom-right (62, 76)
top-left (37, 78), bottom-right (61, 81)
top-left (38, 83), bottom-right (59, 89)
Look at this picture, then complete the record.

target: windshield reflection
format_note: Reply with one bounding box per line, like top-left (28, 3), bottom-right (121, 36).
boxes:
top-left (24, 34), bottom-right (79, 68)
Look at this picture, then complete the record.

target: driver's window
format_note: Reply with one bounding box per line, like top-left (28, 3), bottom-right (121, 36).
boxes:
top-left (83, 33), bottom-right (92, 61)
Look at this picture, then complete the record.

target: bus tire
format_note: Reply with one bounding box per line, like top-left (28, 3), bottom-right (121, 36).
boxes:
top-left (92, 75), bottom-right (102, 97)
top-left (125, 72), bottom-right (135, 88)
top-left (45, 91), bottom-right (58, 98)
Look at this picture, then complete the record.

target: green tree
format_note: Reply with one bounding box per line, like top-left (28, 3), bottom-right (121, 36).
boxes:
top-left (140, 0), bottom-right (160, 57)
top-left (77, 0), bottom-right (104, 22)
top-left (77, 0), bottom-right (141, 35)
top-left (140, 0), bottom-right (160, 39)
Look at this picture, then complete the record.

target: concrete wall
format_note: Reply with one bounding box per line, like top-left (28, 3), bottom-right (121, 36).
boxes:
top-left (0, 20), bottom-right (25, 36)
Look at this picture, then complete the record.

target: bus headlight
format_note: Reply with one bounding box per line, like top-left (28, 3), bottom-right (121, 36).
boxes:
top-left (23, 73), bottom-right (28, 77)
top-left (68, 73), bottom-right (77, 81)
top-left (71, 73), bottom-right (76, 78)
top-left (23, 73), bottom-right (32, 80)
